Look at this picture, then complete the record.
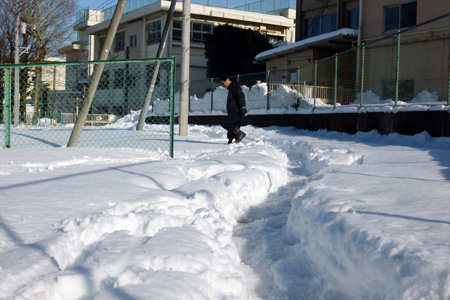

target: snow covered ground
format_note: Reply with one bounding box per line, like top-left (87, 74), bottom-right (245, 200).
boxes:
top-left (1, 125), bottom-right (450, 300)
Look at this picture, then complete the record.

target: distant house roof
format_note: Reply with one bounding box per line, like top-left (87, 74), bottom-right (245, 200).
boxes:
top-left (255, 28), bottom-right (358, 62)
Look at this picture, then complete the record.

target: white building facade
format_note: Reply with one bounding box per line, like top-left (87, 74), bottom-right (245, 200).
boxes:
top-left (72, 0), bottom-right (296, 86)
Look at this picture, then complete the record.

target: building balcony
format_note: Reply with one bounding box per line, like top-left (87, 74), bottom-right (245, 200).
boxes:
top-left (75, 0), bottom-right (297, 26)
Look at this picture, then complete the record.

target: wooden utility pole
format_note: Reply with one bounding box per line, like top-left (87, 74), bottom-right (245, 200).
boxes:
top-left (136, 0), bottom-right (177, 130)
top-left (178, 0), bottom-right (190, 136)
top-left (13, 1), bottom-right (20, 127)
top-left (67, 0), bottom-right (127, 147)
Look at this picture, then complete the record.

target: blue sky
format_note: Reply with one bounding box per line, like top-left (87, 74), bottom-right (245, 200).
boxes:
top-left (77, 0), bottom-right (109, 10)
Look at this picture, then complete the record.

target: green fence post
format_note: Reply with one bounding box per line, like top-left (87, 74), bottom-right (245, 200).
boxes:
top-left (395, 32), bottom-right (401, 107)
top-left (169, 57), bottom-right (175, 158)
top-left (237, 74), bottom-right (240, 85)
top-left (210, 77), bottom-right (214, 112)
top-left (188, 80), bottom-right (191, 112)
top-left (448, 33), bottom-right (450, 105)
top-left (4, 68), bottom-right (12, 148)
top-left (334, 53), bottom-right (338, 108)
top-left (297, 67), bottom-right (300, 107)
top-left (360, 44), bottom-right (365, 107)
top-left (266, 70), bottom-right (270, 110)
top-left (314, 61), bottom-right (317, 109)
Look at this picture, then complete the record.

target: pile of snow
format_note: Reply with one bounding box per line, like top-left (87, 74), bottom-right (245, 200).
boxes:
top-left (354, 90), bottom-right (442, 106)
top-left (151, 84), bottom-right (447, 117)
top-left (111, 109), bottom-right (143, 128)
top-left (153, 83), bottom-right (332, 116)
top-left (411, 90), bottom-right (440, 103)
top-left (353, 90), bottom-right (396, 105)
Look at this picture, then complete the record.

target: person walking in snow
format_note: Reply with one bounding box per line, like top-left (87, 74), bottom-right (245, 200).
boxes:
top-left (219, 74), bottom-right (247, 144)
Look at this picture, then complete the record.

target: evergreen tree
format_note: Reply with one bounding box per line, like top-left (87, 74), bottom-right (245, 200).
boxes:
top-left (204, 25), bottom-right (273, 78)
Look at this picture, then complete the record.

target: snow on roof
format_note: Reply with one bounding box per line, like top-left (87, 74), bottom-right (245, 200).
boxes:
top-left (255, 28), bottom-right (358, 61)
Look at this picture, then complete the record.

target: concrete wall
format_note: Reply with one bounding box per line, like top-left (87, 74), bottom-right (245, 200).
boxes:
top-left (180, 111), bottom-right (450, 137)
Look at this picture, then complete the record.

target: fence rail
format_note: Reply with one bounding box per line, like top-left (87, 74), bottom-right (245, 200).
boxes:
top-left (1, 58), bottom-right (176, 156)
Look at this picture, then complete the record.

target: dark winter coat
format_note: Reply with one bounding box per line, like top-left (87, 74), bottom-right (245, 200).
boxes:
top-left (226, 81), bottom-right (246, 118)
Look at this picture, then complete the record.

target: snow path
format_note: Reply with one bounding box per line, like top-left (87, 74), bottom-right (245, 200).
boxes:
top-left (233, 170), bottom-right (318, 299)
top-left (234, 127), bottom-right (450, 300)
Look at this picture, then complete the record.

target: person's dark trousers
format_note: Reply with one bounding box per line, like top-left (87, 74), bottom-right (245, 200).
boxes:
top-left (221, 113), bottom-right (243, 143)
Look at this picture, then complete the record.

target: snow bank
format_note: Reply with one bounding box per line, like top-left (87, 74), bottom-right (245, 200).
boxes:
top-left (150, 84), bottom-right (448, 117)
top-left (0, 128), bottom-right (288, 299)
top-left (283, 130), bottom-right (450, 299)
top-left (152, 83), bottom-right (334, 116)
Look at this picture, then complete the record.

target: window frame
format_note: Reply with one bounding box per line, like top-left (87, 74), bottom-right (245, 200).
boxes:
top-left (303, 13), bottom-right (337, 39)
top-left (345, 8), bottom-right (359, 30)
top-left (114, 31), bottom-right (125, 52)
top-left (98, 70), bottom-right (110, 90)
top-left (129, 34), bottom-right (137, 48)
top-left (383, 1), bottom-right (417, 33)
top-left (147, 20), bottom-right (162, 45)
top-left (113, 69), bottom-right (125, 89)
top-left (98, 36), bottom-right (106, 52)
top-left (381, 79), bottom-right (415, 101)
top-left (172, 20), bottom-right (214, 44)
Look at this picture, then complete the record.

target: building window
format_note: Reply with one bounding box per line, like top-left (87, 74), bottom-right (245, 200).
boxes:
top-left (172, 20), bottom-right (213, 44)
top-left (147, 20), bottom-right (161, 45)
top-left (346, 9), bottom-right (359, 29)
top-left (173, 20), bottom-right (182, 41)
top-left (99, 71), bottom-right (110, 90)
top-left (129, 35), bottom-right (137, 48)
top-left (192, 23), bottom-right (213, 43)
top-left (146, 64), bottom-right (160, 86)
top-left (115, 31), bottom-right (125, 52)
top-left (99, 36), bottom-right (105, 51)
top-left (303, 13), bottom-right (337, 38)
top-left (384, 1), bottom-right (417, 32)
top-left (114, 69), bottom-right (125, 89)
top-left (304, 17), bottom-right (320, 38)
top-left (381, 79), bottom-right (415, 101)
top-left (267, 35), bottom-right (284, 46)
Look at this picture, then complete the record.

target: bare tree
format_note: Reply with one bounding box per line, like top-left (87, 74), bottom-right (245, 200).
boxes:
top-left (0, 0), bottom-right (76, 122)
top-left (21, 0), bottom-right (76, 122)
top-left (0, 0), bottom-right (17, 64)
top-left (23, 0), bottom-right (77, 61)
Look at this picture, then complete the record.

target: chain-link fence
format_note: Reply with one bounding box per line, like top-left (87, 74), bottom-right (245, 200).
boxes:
top-left (1, 58), bottom-right (175, 156)
top-left (173, 12), bottom-right (450, 114)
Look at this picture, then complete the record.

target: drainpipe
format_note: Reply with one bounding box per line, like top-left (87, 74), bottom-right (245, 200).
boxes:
top-left (337, 0), bottom-right (345, 29)
top-left (358, 0), bottom-right (362, 46)
top-left (141, 17), bottom-right (146, 58)
top-left (295, 0), bottom-right (303, 42)
top-left (355, 0), bottom-right (363, 91)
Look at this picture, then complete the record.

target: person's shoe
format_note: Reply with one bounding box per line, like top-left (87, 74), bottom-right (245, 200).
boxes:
top-left (227, 132), bottom-right (234, 144)
top-left (234, 128), bottom-right (246, 143)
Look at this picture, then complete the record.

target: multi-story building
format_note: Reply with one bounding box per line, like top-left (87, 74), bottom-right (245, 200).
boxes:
top-left (57, 0), bottom-right (298, 114)
top-left (255, 0), bottom-right (450, 102)
top-left (69, 0), bottom-right (296, 86)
